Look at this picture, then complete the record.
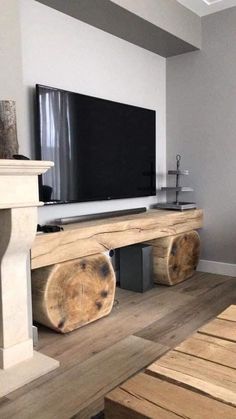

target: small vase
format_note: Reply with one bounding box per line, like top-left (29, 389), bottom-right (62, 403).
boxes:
top-left (0, 100), bottom-right (19, 159)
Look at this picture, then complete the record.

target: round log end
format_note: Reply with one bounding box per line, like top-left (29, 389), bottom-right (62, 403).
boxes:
top-left (152, 230), bottom-right (200, 286)
top-left (32, 253), bottom-right (116, 333)
top-left (168, 230), bottom-right (200, 285)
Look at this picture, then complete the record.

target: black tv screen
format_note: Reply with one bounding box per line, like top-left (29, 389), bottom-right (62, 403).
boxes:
top-left (36, 85), bottom-right (156, 204)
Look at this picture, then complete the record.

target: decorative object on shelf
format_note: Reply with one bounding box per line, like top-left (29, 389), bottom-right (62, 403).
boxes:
top-left (13, 154), bottom-right (30, 160)
top-left (0, 100), bottom-right (19, 159)
top-left (155, 154), bottom-right (196, 211)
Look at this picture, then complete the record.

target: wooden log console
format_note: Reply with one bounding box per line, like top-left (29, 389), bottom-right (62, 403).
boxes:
top-left (31, 209), bottom-right (203, 332)
top-left (31, 254), bottom-right (116, 333)
top-left (31, 209), bottom-right (203, 269)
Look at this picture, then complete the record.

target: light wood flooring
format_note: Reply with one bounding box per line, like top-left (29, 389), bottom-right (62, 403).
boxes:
top-left (0, 271), bottom-right (236, 419)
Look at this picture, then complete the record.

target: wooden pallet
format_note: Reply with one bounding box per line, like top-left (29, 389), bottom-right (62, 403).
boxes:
top-left (105, 305), bottom-right (236, 418)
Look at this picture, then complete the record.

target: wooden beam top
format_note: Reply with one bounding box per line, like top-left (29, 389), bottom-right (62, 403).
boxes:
top-left (32, 209), bottom-right (203, 269)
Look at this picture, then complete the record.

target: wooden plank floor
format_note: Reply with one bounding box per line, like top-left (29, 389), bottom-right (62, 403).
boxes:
top-left (0, 272), bottom-right (236, 418)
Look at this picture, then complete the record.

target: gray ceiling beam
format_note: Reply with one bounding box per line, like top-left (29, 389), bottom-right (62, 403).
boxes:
top-left (36, 0), bottom-right (199, 57)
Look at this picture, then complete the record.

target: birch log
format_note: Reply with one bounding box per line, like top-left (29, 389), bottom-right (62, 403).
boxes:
top-left (31, 253), bottom-right (116, 333)
top-left (0, 101), bottom-right (19, 159)
top-left (148, 230), bottom-right (200, 285)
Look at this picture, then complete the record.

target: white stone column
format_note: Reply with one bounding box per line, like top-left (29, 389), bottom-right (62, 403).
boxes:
top-left (0, 159), bottom-right (59, 396)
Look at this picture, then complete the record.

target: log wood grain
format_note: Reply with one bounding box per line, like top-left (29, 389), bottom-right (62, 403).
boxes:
top-left (31, 209), bottom-right (203, 269)
top-left (31, 253), bottom-right (116, 333)
top-left (149, 230), bottom-right (200, 285)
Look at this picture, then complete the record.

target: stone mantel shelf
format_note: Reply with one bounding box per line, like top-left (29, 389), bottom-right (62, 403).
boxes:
top-left (0, 201), bottom-right (44, 209)
top-left (0, 158), bottom-right (58, 398)
top-left (0, 159), bottom-right (54, 210)
top-left (0, 159), bottom-right (53, 176)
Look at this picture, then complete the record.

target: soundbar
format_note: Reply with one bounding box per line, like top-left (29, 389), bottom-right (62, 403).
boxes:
top-left (53, 207), bottom-right (147, 225)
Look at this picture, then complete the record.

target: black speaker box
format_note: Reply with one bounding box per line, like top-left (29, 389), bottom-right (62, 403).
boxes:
top-left (119, 244), bottom-right (153, 292)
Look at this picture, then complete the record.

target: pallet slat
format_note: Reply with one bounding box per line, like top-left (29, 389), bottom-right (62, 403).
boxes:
top-left (217, 305), bottom-right (236, 322)
top-left (199, 318), bottom-right (236, 342)
top-left (175, 333), bottom-right (236, 369)
top-left (105, 372), bottom-right (236, 419)
top-left (105, 386), bottom-right (179, 419)
top-left (147, 350), bottom-right (236, 406)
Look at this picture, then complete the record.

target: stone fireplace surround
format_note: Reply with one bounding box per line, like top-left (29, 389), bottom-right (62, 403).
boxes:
top-left (0, 159), bottom-right (59, 397)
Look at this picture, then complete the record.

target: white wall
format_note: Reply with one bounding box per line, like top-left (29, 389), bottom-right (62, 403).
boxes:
top-left (0, 0), bottom-right (25, 149)
top-left (19, 0), bottom-right (166, 224)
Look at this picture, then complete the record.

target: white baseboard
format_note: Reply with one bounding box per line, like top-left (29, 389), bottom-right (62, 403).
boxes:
top-left (198, 259), bottom-right (236, 277)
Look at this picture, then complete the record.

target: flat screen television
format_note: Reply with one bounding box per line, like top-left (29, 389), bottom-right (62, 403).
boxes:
top-left (35, 84), bottom-right (156, 204)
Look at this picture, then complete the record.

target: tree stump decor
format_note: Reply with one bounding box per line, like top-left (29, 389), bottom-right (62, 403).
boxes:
top-left (31, 253), bottom-right (116, 333)
top-left (149, 230), bottom-right (200, 286)
top-left (0, 101), bottom-right (19, 159)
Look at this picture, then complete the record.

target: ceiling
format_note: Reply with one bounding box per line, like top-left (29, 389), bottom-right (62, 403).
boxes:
top-left (177, 0), bottom-right (236, 16)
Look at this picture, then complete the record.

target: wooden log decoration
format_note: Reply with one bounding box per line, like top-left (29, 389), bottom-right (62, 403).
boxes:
top-left (31, 253), bottom-right (116, 333)
top-left (0, 101), bottom-right (19, 159)
top-left (148, 230), bottom-right (200, 286)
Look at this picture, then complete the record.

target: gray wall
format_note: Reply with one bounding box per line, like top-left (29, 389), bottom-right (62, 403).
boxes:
top-left (167, 7), bottom-right (236, 264)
